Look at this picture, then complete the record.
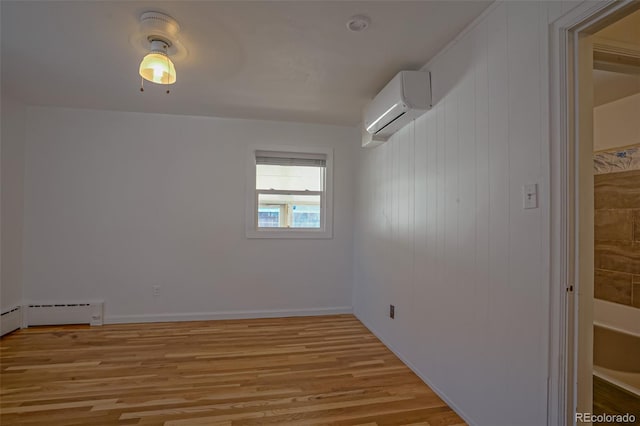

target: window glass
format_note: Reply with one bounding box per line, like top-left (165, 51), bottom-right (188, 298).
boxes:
top-left (291, 204), bottom-right (321, 228)
top-left (257, 206), bottom-right (282, 228)
top-left (248, 149), bottom-right (331, 238)
top-left (257, 194), bottom-right (321, 228)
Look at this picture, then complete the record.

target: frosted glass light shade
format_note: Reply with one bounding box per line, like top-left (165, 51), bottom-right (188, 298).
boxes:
top-left (139, 52), bottom-right (176, 84)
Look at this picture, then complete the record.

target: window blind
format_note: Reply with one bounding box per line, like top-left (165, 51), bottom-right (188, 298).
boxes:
top-left (255, 151), bottom-right (326, 167)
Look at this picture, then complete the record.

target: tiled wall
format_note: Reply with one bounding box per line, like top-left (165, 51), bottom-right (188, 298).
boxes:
top-left (594, 169), bottom-right (640, 309)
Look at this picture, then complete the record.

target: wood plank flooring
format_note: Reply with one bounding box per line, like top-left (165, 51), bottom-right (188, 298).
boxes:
top-left (0, 315), bottom-right (465, 425)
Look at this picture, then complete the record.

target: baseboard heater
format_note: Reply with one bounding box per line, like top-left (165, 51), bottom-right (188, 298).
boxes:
top-left (25, 302), bottom-right (104, 327)
top-left (1, 306), bottom-right (22, 336)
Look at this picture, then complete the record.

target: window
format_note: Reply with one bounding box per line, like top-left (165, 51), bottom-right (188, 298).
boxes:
top-left (246, 147), bottom-right (333, 238)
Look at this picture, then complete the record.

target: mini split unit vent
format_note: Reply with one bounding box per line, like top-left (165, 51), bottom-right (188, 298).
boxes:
top-left (362, 70), bottom-right (432, 148)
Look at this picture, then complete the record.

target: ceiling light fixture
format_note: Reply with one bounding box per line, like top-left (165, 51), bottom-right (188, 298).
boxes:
top-left (134, 12), bottom-right (184, 94)
top-left (139, 38), bottom-right (176, 87)
top-left (346, 15), bottom-right (371, 32)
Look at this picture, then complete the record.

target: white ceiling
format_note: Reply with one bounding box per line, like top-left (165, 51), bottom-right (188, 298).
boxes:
top-left (1, 1), bottom-right (491, 126)
top-left (593, 8), bottom-right (640, 107)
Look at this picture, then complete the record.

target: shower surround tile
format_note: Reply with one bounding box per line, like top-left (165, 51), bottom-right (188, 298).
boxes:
top-left (595, 170), bottom-right (640, 210)
top-left (594, 169), bottom-right (640, 309)
top-left (595, 209), bottom-right (633, 242)
top-left (634, 210), bottom-right (640, 242)
top-left (634, 276), bottom-right (640, 309)
top-left (595, 241), bottom-right (640, 275)
top-left (594, 269), bottom-right (632, 305)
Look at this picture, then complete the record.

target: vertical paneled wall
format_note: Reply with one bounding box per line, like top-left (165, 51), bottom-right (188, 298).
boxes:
top-left (1, 97), bottom-right (26, 314)
top-left (354, 2), bottom-right (568, 425)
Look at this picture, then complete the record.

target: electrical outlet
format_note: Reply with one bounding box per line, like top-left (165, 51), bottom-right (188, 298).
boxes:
top-left (152, 285), bottom-right (161, 297)
top-left (390, 304), bottom-right (395, 319)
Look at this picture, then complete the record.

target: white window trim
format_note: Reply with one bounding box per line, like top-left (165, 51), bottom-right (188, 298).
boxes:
top-left (246, 145), bottom-right (333, 239)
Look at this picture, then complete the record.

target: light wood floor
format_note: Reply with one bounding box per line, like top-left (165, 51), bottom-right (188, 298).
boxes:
top-left (1, 315), bottom-right (465, 425)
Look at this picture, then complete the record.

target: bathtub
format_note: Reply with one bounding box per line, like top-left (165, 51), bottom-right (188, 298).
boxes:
top-left (593, 299), bottom-right (640, 396)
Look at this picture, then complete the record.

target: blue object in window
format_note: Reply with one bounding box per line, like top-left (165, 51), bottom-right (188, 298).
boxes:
top-left (291, 204), bottom-right (320, 228)
top-left (258, 207), bottom-right (280, 228)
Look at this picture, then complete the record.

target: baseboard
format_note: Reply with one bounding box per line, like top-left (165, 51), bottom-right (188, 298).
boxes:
top-left (355, 314), bottom-right (478, 426)
top-left (105, 306), bottom-right (353, 324)
top-left (1, 306), bottom-right (23, 336)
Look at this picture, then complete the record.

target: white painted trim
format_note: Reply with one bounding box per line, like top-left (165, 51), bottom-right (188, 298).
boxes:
top-left (593, 321), bottom-right (640, 339)
top-left (593, 299), bottom-right (640, 337)
top-left (24, 299), bottom-right (105, 306)
top-left (548, 13), bottom-right (568, 426)
top-left (1, 306), bottom-right (23, 336)
top-left (245, 144), bottom-right (334, 239)
top-left (592, 368), bottom-right (640, 398)
top-left (104, 306), bottom-right (353, 325)
top-left (356, 315), bottom-right (477, 426)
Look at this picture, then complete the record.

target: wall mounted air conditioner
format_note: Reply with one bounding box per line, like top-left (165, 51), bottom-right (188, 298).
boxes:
top-left (362, 70), bottom-right (432, 148)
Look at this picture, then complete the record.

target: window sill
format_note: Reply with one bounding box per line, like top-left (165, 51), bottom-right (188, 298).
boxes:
top-left (246, 229), bottom-right (332, 239)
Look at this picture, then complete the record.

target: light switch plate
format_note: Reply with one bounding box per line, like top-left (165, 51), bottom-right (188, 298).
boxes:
top-left (523, 184), bottom-right (538, 209)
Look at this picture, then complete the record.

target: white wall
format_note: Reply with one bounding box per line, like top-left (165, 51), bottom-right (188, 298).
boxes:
top-left (1, 96), bottom-right (25, 314)
top-left (594, 92), bottom-right (640, 151)
top-left (23, 107), bottom-right (357, 322)
top-left (353, 2), bottom-right (568, 425)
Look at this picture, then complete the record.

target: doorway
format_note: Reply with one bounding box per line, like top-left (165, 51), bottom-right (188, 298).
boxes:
top-left (549, 1), bottom-right (640, 425)
top-left (591, 8), bottom-right (640, 420)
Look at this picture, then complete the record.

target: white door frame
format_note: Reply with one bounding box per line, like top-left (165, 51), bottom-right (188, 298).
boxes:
top-left (548, 1), bottom-right (639, 425)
